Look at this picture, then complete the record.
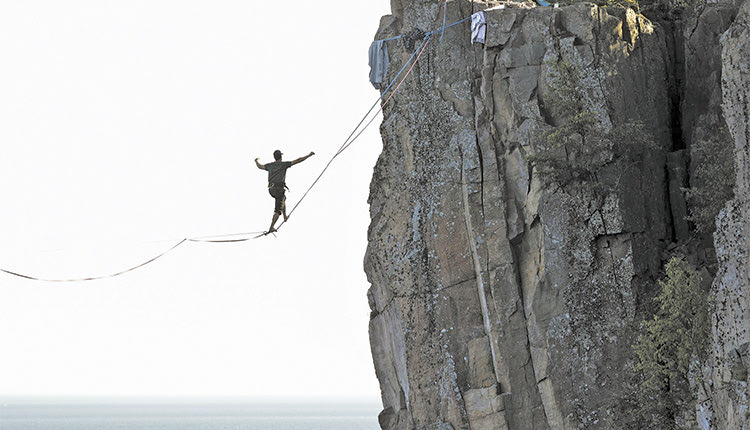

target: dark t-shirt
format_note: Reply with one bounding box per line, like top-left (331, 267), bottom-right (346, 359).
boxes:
top-left (265, 161), bottom-right (292, 186)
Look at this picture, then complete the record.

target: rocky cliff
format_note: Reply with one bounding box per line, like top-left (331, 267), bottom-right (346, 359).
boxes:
top-left (365, 1), bottom-right (749, 429)
top-left (702, 1), bottom-right (750, 428)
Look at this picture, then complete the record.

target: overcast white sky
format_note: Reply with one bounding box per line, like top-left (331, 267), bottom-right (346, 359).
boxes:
top-left (0, 0), bottom-right (391, 400)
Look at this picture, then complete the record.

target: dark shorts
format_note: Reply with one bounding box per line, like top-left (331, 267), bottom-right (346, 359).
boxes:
top-left (268, 184), bottom-right (286, 215)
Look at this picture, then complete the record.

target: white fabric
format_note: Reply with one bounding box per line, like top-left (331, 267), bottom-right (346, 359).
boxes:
top-left (368, 40), bottom-right (390, 89)
top-left (471, 11), bottom-right (487, 45)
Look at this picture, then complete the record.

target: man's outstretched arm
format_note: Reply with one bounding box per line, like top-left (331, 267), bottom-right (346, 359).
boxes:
top-left (290, 151), bottom-right (315, 166)
top-left (254, 157), bottom-right (266, 170)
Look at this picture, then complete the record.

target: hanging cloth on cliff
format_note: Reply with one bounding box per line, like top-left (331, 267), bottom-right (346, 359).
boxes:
top-left (470, 11), bottom-right (487, 45)
top-left (368, 40), bottom-right (390, 89)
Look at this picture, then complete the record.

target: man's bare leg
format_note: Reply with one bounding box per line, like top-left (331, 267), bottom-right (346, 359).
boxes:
top-left (268, 212), bottom-right (280, 233)
top-left (282, 197), bottom-right (288, 222)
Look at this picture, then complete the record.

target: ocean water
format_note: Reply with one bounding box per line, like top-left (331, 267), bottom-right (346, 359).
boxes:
top-left (0, 400), bottom-right (381, 430)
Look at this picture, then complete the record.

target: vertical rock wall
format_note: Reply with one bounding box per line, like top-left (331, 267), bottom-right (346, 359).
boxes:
top-left (703, 0), bottom-right (750, 428)
top-left (681, 2), bottom-right (738, 243)
top-left (365, 1), bottom-right (749, 429)
top-left (366, 2), bottom-right (672, 429)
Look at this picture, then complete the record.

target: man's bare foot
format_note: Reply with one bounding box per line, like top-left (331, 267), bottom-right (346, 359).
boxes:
top-left (267, 227), bottom-right (277, 234)
top-left (283, 214), bottom-right (289, 222)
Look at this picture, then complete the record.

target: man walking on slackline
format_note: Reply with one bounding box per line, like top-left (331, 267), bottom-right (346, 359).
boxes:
top-left (255, 149), bottom-right (315, 234)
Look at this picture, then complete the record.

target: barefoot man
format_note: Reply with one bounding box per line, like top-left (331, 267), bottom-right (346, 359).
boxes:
top-left (255, 149), bottom-right (315, 233)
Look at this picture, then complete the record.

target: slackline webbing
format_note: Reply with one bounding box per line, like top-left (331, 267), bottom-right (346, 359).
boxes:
top-left (264, 16), bottom-right (478, 237)
top-left (277, 16), bottom-right (473, 225)
top-left (337, 36), bottom-right (431, 157)
top-left (0, 239), bottom-right (187, 283)
top-left (374, 15), bottom-right (471, 42)
top-left (0, 229), bottom-right (272, 282)
top-left (0, 16), bottom-right (473, 282)
top-left (269, 35), bottom-right (434, 237)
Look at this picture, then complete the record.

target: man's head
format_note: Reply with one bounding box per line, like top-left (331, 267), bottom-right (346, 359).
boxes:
top-left (273, 149), bottom-right (282, 161)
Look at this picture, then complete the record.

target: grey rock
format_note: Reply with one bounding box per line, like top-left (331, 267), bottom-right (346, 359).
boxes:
top-left (366, 1), bottom-right (750, 429)
top-left (667, 150), bottom-right (690, 243)
top-left (700, 1), bottom-right (750, 428)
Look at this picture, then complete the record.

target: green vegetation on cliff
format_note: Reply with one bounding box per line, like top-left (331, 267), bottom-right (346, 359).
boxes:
top-left (616, 258), bottom-right (711, 429)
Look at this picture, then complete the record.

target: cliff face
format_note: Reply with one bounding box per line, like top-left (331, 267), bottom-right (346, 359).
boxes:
top-left (365, 1), bottom-right (749, 429)
top-left (703, 1), bottom-right (750, 428)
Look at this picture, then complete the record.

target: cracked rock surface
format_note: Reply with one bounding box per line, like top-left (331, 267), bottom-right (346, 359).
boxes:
top-left (365, 1), bottom-right (749, 429)
top-left (700, 0), bottom-right (750, 428)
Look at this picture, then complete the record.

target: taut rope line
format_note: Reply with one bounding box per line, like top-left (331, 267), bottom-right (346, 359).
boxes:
top-left (0, 16), bottom-right (473, 281)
